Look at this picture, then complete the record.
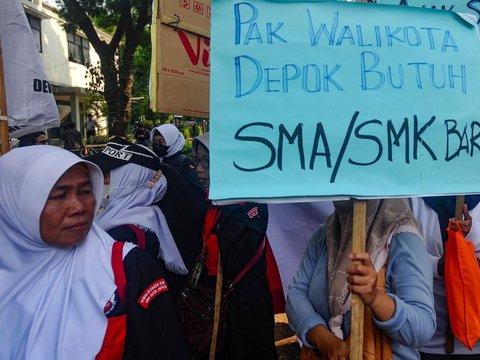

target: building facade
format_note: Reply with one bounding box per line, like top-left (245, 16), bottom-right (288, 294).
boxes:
top-left (21, 0), bottom-right (107, 141)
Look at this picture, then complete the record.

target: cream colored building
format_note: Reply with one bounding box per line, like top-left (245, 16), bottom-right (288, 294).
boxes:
top-left (22, 0), bottom-right (107, 140)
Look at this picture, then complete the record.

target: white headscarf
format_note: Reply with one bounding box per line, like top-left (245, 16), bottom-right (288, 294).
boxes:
top-left (192, 132), bottom-right (209, 154)
top-left (150, 124), bottom-right (185, 158)
top-left (95, 163), bottom-right (188, 275)
top-left (0, 145), bottom-right (120, 359)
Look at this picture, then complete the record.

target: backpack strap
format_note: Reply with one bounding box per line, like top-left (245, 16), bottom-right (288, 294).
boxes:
top-left (203, 206), bottom-right (223, 276)
top-left (230, 237), bottom-right (266, 288)
top-left (124, 224), bottom-right (146, 250)
top-left (112, 241), bottom-right (127, 305)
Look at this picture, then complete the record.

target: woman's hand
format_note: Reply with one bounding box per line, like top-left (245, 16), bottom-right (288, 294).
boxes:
top-left (306, 324), bottom-right (349, 360)
top-left (346, 252), bottom-right (378, 305)
top-left (449, 204), bottom-right (472, 237)
top-left (347, 252), bottom-right (395, 321)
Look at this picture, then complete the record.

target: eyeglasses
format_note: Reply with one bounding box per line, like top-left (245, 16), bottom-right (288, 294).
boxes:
top-left (193, 156), bottom-right (209, 168)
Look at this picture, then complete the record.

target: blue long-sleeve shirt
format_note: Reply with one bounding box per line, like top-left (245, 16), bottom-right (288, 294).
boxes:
top-left (286, 225), bottom-right (436, 359)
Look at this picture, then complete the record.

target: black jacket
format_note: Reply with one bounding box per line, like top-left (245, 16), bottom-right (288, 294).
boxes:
top-left (105, 245), bottom-right (189, 360)
top-left (154, 163), bottom-right (208, 301)
top-left (163, 152), bottom-right (203, 191)
top-left (198, 202), bottom-right (278, 360)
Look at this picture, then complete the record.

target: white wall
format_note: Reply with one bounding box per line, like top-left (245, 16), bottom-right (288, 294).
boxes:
top-left (22, 1), bottom-right (102, 88)
top-left (21, 0), bottom-right (108, 135)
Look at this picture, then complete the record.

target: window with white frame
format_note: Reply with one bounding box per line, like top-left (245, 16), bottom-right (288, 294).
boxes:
top-left (26, 13), bottom-right (42, 52)
top-left (67, 32), bottom-right (90, 66)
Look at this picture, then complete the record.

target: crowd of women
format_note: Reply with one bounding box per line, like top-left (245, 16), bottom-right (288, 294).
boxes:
top-left (0, 124), bottom-right (479, 359)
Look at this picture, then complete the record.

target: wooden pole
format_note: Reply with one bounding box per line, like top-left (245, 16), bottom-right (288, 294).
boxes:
top-left (0, 44), bottom-right (10, 155)
top-left (350, 0), bottom-right (376, 352)
top-left (350, 199), bottom-right (367, 360)
top-left (209, 255), bottom-right (223, 360)
top-left (455, 195), bottom-right (465, 221)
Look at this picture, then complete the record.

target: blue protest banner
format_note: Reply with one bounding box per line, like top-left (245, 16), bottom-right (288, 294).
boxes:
top-left (210, 0), bottom-right (480, 202)
top-left (376, 0), bottom-right (480, 21)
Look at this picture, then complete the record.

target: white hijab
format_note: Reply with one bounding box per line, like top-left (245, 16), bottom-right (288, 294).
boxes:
top-left (95, 163), bottom-right (188, 275)
top-left (150, 124), bottom-right (185, 158)
top-left (0, 145), bottom-right (120, 359)
top-left (192, 132), bottom-right (209, 154)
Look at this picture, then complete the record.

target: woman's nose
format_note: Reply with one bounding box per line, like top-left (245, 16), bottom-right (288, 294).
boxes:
top-left (68, 195), bottom-right (86, 215)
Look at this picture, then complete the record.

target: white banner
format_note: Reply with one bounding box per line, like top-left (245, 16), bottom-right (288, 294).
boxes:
top-left (0, 0), bottom-right (59, 138)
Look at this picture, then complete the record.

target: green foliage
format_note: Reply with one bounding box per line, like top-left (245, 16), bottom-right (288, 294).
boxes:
top-left (56, 0), bottom-right (109, 31)
top-left (56, 0), bottom-right (152, 137)
top-left (130, 26), bottom-right (168, 127)
top-left (181, 127), bottom-right (191, 139)
top-left (56, 0), bottom-right (144, 32)
top-left (85, 61), bottom-right (104, 95)
top-left (132, 29), bottom-right (152, 92)
top-left (56, 0), bottom-right (208, 139)
top-left (183, 138), bottom-right (193, 156)
top-left (126, 133), bottom-right (135, 143)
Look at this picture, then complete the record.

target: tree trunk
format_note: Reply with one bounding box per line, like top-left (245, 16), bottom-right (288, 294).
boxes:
top-left (98, 50), bottom-right (135, 137)
top-left (59, 0), bottom-right (151, 139)
top-left (110, 120), bottom-right (130, 136)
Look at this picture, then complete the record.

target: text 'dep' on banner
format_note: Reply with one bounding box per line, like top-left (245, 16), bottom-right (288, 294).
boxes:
top-left (0, 0), bottom-right (60, 139)
top-left (209, 0), bottom-right (480, 203)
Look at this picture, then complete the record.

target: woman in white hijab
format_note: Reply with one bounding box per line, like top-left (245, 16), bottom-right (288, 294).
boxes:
top-left (87, 136), bottom-right (190, 301)
top-left (150, 123), bottom-right (203, 189)
top-left (150, 123), bottom-right (185, 160)
top-left (95, 162), bottom-right (188, 276)
top-left (0, 145), bottom-right (189, 360)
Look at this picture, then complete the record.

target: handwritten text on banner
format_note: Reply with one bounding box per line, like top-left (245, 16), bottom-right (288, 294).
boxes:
top-left (209, 0), bottom-right (480, 202)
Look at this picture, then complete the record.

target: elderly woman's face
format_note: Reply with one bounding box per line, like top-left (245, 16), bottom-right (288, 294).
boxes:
top-left (40, 164), bottom-right (96, 247)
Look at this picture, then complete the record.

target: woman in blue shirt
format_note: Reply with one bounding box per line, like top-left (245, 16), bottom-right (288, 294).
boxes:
top-left (286, 199), bottom-right (436, 359)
